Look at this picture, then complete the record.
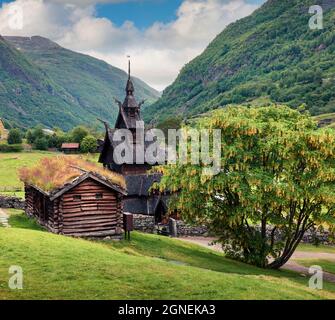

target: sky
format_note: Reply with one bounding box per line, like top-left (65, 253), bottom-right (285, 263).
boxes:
top-left (0, 0), bottom-right (265, 91)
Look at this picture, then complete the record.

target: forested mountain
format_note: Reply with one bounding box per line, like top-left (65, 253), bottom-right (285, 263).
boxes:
top-left (144, 0), bottom-right (335, 124)
top-left (0, 36), bottom-right (159, 130)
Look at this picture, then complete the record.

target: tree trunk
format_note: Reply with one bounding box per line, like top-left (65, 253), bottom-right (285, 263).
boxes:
top-left (267, 233), bottom-right (304, 269)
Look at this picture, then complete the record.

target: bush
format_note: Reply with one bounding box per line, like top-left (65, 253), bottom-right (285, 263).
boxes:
top-left (26, 126), bottom-right (45, 145)
top-left (0, 144), bottom-right (23, 153)
top-left (7, 129), bottom-right (22, 145)
top-left (34, 137), bottom-right (48, 151)
top-left (80, 135), bottom-right (97, 153)
top-left (71, 126), bottom-right (89, 144)
top-left (48, 134), bottom-right (66, 149)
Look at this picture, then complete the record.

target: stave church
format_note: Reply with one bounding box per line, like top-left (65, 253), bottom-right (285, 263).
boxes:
top-left (99, 63), bottom-right (169, 223)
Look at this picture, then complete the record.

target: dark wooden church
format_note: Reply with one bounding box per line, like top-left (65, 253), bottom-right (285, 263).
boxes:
top-left (99, 63), bottom-right (169, 223)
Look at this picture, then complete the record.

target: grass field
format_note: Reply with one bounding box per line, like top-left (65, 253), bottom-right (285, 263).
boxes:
top-left (1, 211), bottom-right (335, 300)
top-left (297, 244), bottom-right (335, 254)
top-left (7, 209), bottom-right (44, 231)
top-left (0, 151), bottom-right (99, 198)
top-left (298, 260), bottom-right (335, 275)
top-left (2, 153), bottom-right (335, 300)
top-left (0, 151), bottom-right (56, 198)
top-left (313, 113), bottom-right (335, 129)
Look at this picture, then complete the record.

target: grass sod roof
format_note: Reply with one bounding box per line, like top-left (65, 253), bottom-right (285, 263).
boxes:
top-left (19, 156), bottom-right (126, 194)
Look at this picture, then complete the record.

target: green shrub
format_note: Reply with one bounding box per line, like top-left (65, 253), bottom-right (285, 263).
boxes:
top-left (7, 129), bottom-right (22, 145)
top-left (34, 137), bottom-right (48, 151)
top-left (80, 135), bottom-right (97, 153)
top-left (0, 144), bottom-right (23, 153)
top-left (71, 126), bottom-right (89, 144)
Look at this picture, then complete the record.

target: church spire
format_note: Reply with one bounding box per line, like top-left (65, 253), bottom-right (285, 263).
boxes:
top-left (126, 57), bottom-right (134, 96)
top-left (128, 59), bottom-right (131, 79)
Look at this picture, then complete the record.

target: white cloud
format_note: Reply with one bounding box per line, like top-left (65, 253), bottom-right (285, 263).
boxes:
top-left (0, 0), bottom-right (260, 91)
top-left (46, 0), bottom-right (142, 6)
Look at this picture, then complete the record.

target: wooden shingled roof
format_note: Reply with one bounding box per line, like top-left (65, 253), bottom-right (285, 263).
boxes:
top-left (61, 143), bottom-right (80, 149)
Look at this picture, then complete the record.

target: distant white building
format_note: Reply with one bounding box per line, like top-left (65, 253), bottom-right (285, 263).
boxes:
top-left (42, 128), bottom-right (55, 136)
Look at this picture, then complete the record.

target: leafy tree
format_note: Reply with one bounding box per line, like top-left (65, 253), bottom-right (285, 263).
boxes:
top-left (81, 135), bottom-right (97, 153)
top-left (26, 130), bottom-right (34, 144)
top-left (26, 125), bottom-right (45, 145)
top-left (7, 129), bottom-right (22, 145)
top-left (32, 126), bottom-right (45, 141)
top-left (156, 106), bottom-right (335, 269)
top-left (70, 126), bottom-right (89, 144)
top-left (34, 137), bottom-right (49, 151)
top-left (48, 133), bottom-right (67, 149)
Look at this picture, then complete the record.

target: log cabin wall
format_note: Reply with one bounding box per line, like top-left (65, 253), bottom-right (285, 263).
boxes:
top-left (25, 185), bottom-right (35, 217)
top-left (58, 178), bottom-right (123, 237)
top-left (25, 185), bottom-right (55, 231)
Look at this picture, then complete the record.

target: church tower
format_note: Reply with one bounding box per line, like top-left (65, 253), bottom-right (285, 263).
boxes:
top-left (114, 61), bottom-right (145, 142)
top-left (99, 60), bottom-right (151, 175)
top-left (99, 61), bottom-right (168, 219)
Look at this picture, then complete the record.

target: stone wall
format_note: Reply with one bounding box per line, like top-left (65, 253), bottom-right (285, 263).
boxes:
top-left (302, 229), bottom-right (334, 245)
top-left (261, 226), bottom-right (335, 246)
top-left (0, 195), bottom-right (25, 210)
top-left (133, 214), bottom-right (156, 233)
top-left (176, 220), bottom-right (209, 237)
top-left (132, 214), bottom-right (209, 237)
top-left (132, 214), bottom-right (335, 244)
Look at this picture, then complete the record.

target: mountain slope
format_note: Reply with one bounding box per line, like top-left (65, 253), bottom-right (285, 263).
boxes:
top-left (0, 36), bottom-right (159, 130)
top-left (144, 0), bottom-right (335, 123)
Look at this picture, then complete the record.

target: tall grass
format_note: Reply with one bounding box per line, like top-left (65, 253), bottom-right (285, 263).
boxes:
top-left (19, 156), bottom-right (125, 192)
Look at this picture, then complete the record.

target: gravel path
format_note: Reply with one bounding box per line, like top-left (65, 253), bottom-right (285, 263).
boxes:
top-left (0, 208), bottom-right (10, 228)
top-left (179, 236), bottom-right (335, 283)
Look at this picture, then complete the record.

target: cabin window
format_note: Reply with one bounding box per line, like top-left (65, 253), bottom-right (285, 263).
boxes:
top-left (73, 195), bottom-right (82, 201)
top-left (96, 193), bottom-right (103, 199)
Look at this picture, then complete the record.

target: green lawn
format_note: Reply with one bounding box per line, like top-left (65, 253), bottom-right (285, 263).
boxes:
top-left (0, 151), bottom-right (99, 198)
top-left (0, 151), bottom-right (56, 198)
top-left (6, 209), bottom-right (44, 231)
top-left (298, 244), bottom-right (335, 254)
top-left (1, 211), bottom-right (335, 300)
top-left (313, 113), bottom-right (335, 129)
top-left (298, 260), bottom-right (335, 275)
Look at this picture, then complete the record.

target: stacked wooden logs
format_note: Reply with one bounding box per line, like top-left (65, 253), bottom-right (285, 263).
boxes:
top-left (59, 179), bottom-right (122, 237)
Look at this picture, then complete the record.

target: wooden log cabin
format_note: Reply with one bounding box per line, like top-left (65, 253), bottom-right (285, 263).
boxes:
top-left (21, 157), bottom-right (126, 238)
top-left (61, 143), bottom-right (80, 154)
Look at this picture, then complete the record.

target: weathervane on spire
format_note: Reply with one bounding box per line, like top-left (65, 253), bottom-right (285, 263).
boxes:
top-left (125, 55), bottom-right (134, 95)
top-left (127, 55), bottom-right (131, 79)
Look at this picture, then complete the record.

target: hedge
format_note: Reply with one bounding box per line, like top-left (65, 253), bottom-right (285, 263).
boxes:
top-left (0, 144), bottom-right (23, 152)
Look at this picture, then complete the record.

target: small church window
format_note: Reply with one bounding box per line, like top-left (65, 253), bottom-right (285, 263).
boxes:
top-left (96, 193), bottom-right (103, 199)
top-left (73, 195), bottom-right (81, 201)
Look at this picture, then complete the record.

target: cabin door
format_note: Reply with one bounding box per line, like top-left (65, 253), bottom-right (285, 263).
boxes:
top-left (154, 201), bottom-right (167, 224)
